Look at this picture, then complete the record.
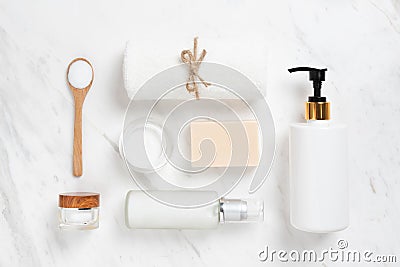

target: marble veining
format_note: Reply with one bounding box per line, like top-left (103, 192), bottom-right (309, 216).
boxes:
top-left (1, 0), bottom-right (400, 266)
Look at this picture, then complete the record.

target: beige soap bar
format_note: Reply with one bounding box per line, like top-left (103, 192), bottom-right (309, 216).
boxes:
top-left (190, 120), bottom-right (259, 167)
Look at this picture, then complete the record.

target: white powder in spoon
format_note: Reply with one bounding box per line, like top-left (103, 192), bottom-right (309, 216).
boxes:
top-left (68, 60), bottom-right (93, 89)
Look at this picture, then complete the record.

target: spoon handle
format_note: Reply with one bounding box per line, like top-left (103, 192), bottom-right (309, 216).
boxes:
top-left (73, 98), bottom-right (84, 176)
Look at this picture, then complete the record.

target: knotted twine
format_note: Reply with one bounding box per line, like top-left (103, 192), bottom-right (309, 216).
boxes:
top-left (181, 37), bottom-right (211, 99)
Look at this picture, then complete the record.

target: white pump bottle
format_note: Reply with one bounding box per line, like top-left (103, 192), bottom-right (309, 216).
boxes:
top-left (288, 67), bottom-right (348, 233)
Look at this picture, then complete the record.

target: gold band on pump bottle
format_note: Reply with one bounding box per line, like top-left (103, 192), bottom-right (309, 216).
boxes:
top-left (305, 102), bottom-right (330, 120)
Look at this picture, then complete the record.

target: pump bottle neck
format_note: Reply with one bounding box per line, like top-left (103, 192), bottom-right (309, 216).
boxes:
top-left (305, 102), bottom-right (331, 121)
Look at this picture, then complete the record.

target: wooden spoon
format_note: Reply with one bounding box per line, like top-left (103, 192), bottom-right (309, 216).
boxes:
top-left (66, 58), bottom-right (94, 177)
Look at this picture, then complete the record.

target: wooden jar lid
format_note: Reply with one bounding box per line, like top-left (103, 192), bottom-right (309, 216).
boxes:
top-left (59, 192), bottom-right (100, 208)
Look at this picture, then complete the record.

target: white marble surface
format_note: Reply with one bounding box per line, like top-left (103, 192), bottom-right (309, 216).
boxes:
top-left (1, 0), bottom-right (400, 266)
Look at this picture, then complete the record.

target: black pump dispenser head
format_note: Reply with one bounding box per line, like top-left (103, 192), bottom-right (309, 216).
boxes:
top-left (288, 67), bottom-right (328, 102)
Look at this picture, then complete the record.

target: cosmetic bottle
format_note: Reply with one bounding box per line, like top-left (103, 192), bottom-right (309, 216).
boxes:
top-left (125, 190), bottom-right (264, 229)
top-left (58, 192), bottom-right (100, 230)
top-left (288, 67), bottom-right (348, 233)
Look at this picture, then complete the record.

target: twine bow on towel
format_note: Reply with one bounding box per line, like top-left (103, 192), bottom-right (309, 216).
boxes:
top-left (181, 37), bottom-right (211, 99)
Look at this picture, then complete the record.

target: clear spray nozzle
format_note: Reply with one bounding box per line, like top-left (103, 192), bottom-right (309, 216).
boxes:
top-left (219, 198), bottom-right (264, 223)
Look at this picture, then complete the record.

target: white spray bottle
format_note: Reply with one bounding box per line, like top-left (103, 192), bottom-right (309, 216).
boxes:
top-left (125, 190), bottom-right (264, 229)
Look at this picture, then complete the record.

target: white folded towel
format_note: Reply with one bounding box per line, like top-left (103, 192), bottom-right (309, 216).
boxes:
top-left (123, 37), bottom-right (268, 99)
